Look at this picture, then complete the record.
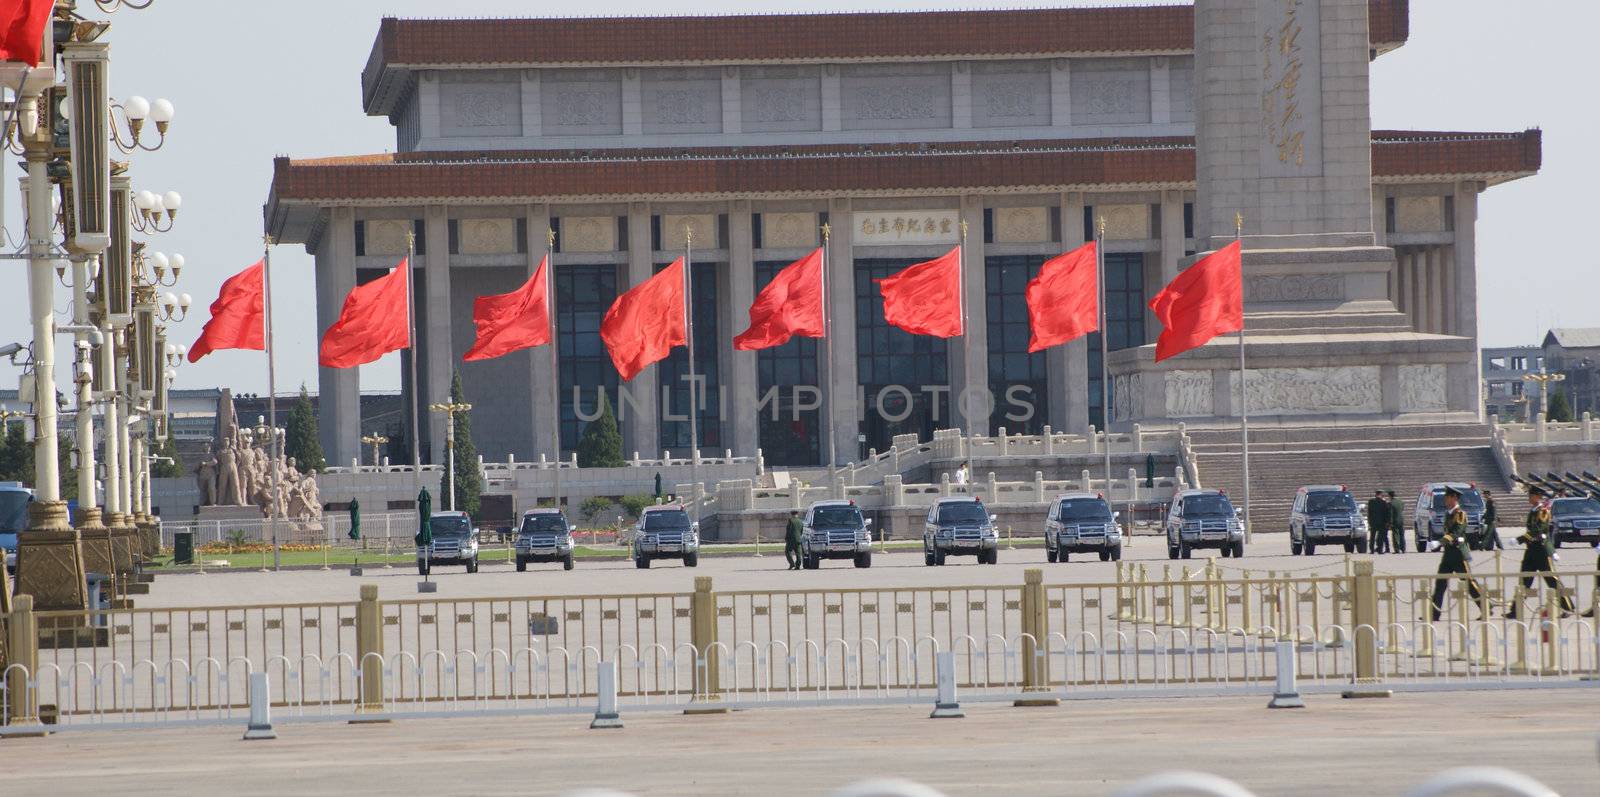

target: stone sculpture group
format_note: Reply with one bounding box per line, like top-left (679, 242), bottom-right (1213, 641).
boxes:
top-left (194, 391), bottom-right (323, 526)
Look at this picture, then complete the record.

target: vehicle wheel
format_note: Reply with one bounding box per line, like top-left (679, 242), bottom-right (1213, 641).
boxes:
top-left (1291, 541), bottom-right (1303, 556)
top-left (1111, 546), bottom-right (1123, 562)
top-left (563, 555), bottom-right (575, 571)
top-left (515, 558), bottom-right (526, 572)
top-left (418, 561), bottom-right (429, 576)
top-left (1344, 542), bottom-right (1355, 554)
top-left (1553, 538), bottom-right (1563, 549)
top-left (1356, 539), bottom-right (1368, 554)
top-left (1098, 550), bottom-right (1110, 562)
top-left (855, 552), bottom-right (872, 569)
top-left (1167, 544), bottom-right (1179, 560)
top-left (1220, 545), bottom-right (1232, 558)
top-left (804, 554), bottom-right (819, 570)
top-left (1179, 543), bottom-right (1192, 559)
top-left (1305, 542), bottom-right (1317, 556)
top-left (1059, 551), bottom-right (1069, 563)
top-left (467, 559), bottom-right (479, 574)
top-left (685, 553), bottom-right (699, 568)
top-left (924, 549), bottom-right (936, 567)
top-left (985, 549), bottom-right (998, 565)
top-left (1232, 541), bottom-right (1245, 558)
top-left (1416, 537), bottom-right (1426, 553)
top-left (635, 556), bottom-right (650, 569)
top-left (935, 549), bottom-right (948, 566)
top-left (1047, 548), bottom-right (1058, 563)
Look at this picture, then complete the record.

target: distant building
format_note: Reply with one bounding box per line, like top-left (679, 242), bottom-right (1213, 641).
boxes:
top-left (1542, 328), bottom-right (1600, 417)
top-left (1481, 347), bottom-right (1541, 421)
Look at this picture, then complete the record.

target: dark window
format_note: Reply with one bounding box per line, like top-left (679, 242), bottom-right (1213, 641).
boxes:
top-left (354, 220), bottom-right (366, 256)
top-left (1082, 206), bottom-right (1095, 243)
top-left (756, 259), bottom-right (821, 466)
top-left (1385, 197), bottom-right (1397, 234)
top-left (1183, 202), bottom-right (1195, 240)
top-left (1443, 195), bottom-right (1455, 232)
top-left (658, 261), bottom-right (721, 452)
top-left (516, 218), bottom-right (529, 254)
top-left (412, 219), bottom-right (426, 256)
top-left (985, 255), bottom-right (1049, 434)
top-left (855, 258), bottom-right (950, 457)
top-left (1087, 252), bottom-right (1147, 429)
top-left (447, 219), bottom-right (459, 255)
top-left (642, 509), bottom-right (691, 531)
top-left (1182, 494), bottom-right (1236, 516)
top-left (550, 217), bottom-right (562, 253)
top-left (1057, 498), bottom-right (1112, 521)
top-left (557, 264), bottom-right (620, 451)
top-left (981, 208), bottom-right (994, 243)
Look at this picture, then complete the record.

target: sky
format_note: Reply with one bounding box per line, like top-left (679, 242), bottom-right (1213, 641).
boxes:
top-left (0, 0), bottom-right (1591, 397)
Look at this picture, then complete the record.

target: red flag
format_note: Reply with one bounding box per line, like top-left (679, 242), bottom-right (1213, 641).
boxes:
top-left (187, 260), bottom-right (265, 363)
top-left (0, 0), bottom-right (53, 66)
top-left (734, 248), bottom-right (824, 351)
top-left (1150, 240), bottom-right (1244, 362)
top-left (1025, 242), bottom-right (1099, 352)
top-left (319, 260), bottom-right (412, 369)
top-left (463, 255), bottom-right (551, 361)
top-left (877, 247), bottom-right (963, 338)
top-left (600, 257), bottom-right (685, 381)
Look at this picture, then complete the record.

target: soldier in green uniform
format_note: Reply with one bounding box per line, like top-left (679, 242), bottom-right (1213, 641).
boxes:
top-left (1478, 490), bottom-right (1504, 550)
top-left (784, 510), bottom-right (805, 570)
top-left (1430, 487), bottom-right (1485, 621)
top-left (1387, 490), bottom-right (1406, 553)
top-left (1506, 487), bottom-right (1574, 619)
top-left (1365, 490), bottom-right (1389, 554)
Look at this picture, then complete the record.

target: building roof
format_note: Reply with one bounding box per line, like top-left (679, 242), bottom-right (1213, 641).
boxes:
top-left (360, 2), bottom-right (1411, 115)
top-left (265, 130), bottom-right (1541, 241)
top-left (1543, 328), bottom-right (1600, 350)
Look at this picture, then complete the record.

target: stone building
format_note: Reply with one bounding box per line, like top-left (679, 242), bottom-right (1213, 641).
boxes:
top-left (1481, 346), bottom-right (1542, 422)
top-left (1542, 329), bottom-right (1600, 417)
top-left (264, 2), bottom-right (1539, 470)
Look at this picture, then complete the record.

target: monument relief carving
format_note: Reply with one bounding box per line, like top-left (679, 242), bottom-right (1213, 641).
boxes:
top-left (984, 82), bottom-right (1037, 119)
top-left (552, 89), bottom-right (612, 127)
top-left (652, 89), bottom-right (713, 125)
top-left (1395, 196), bottom-right (1447, 233)
top-left (451, 87), bottom-right (517, 129)
top-left (761, 212), bottom-right (816, 249)
top-left (459, 219), bottom-right (517, 256)
top-left (1165, 370), bottom-right (1215, 418)
top-left (992, 207), bottom-right (1049, 244)
top-left (1400, 364), bottom-right (1449, 412)
top-left (561, 216), bottom-right (616, 253)
top-left (751, 88), bottom-right (809, 123)
top-left (855, 86), bottom-right (940, 120)
top-left (662, 214), bottom-right (718, 250)
top-left (1245, 275), bottom-right (1344, 303)
top-left (1100, 204), bottom-right (1150, 240)
top-left (365, 219), bottom-right (410, 256)
top-left (1228, 366), bottom-right (1382, 416)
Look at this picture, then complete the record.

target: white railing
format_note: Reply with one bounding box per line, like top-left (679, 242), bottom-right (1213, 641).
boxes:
top-left (158, 511), bottom-right (419, 547)
top-left (721, 467), bottom-right (1185, 512)
top-left (324, 448), bottom-right (765, 476)
top-left (1493, 412), bottom-right (1599, 446)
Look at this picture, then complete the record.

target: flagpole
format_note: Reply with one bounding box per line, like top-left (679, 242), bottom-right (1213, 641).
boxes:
top-left (1096, 216), bottom-right (1111, 505)
top-left (264, 235), bottom-right (282, 571)
top-left (959, 221), bottom-right (975, 494)
top-left (1235, 213), bottom-right (1251, 544)
top-left (545, 231), bottom-right (561, 517)
top-left (821, 224), bottom-right (837, 473)
top-left (683, 226), bottom-right (700, 520)
top-left (406, 231), bottom-right (421, 483)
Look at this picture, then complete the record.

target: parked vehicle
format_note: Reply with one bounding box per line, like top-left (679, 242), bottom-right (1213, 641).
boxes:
top-left (0, 481), bottom-right (29, 573)
top-left (1412, 483), bottom-right (1484, 552)
top-left (633, 504), bottom-right (699, 568)
top-left (514, 508), bottom-right (576, 571)
top-left (800, 499), bottom-right (873, 569)
top-left (1043, 492), bottom-right (1121, 562)
top-left (1549, 496), bottom-right (1600, 547)
top-left (1164, 489), bottom-right (1245, 559)
top-left (922, 497), bottom-right (999, 566)
top-left (1288, 485), bottom-right (1367, 555)
top-left (417, 511), bottom-right (480, 575)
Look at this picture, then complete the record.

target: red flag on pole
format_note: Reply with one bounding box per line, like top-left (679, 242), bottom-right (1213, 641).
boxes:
top-left (600, 256), bottom-right (686, 381)
top-left (1149, 240), bottom-right (1244, 362)
top-left (734, 248), bottom-right (824, 351)
top-left (463, 255), bottom-right (552, 361)
top-left (187, 260), bottom-right (265, 363)
top-left (318, 259), bottom-right (412, 369)
top-left (0, 0), bottom-right (54, 65)
top-left (1025, 242), bottom-right (1099, 352)
top-left (877, 246), bottom-right (963, 338)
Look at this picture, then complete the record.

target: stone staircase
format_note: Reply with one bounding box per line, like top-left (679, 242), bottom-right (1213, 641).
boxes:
top-left (1187, 423), bottom-right (1511, 533)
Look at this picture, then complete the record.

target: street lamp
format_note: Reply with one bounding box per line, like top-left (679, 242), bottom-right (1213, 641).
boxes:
top-left (361, 433), bottom-right (390, 468)
top-left (111, 95), bottom-right (174, 152)
top-left (428, 401), bottom-right (472, 511)
top-left (131, 191), bottom-right (181, 233)
top-left (1523, 366), bottom-right (1566, 418)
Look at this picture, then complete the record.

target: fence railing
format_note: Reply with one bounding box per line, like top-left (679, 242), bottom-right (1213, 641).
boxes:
top-left (3, 565), bottom-right (1596, 733)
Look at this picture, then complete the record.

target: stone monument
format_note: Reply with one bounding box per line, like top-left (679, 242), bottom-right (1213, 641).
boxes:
top-left (1108, 0), bottom-right (1481, 426)
top-left (194, 390), bottom-right (325, 536)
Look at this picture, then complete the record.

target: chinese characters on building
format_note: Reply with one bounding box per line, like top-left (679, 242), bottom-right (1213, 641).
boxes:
top-left (852, 210), bottom-right (961, 246)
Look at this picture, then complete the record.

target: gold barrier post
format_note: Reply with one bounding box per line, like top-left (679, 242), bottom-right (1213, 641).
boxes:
top-left (1352, 561), bottom-right (1378, 681)
top-left (1016, 568), bottom-right (1058, 706)
top-left (686, 576), bottom-right (726, 712)
top-left (1239, 569), bottom-right (1253, 636)
top-left (352, 584), bottom-right (388, 722)
top-left (1158, 565), bottom-right (1173, 627)
top-left (1448, 581), bottom-right (1470, 663)
top-left (1178, 566), bottom-right (1193, 629)
top-left (1136, 564), bottom-right (1152, 624)
top-left (1540, 585), bottom-right (1559, 674)
top-left (0, 555), bottom-right (11, 614)
top-left (4, 594), bottom-right (43, 733)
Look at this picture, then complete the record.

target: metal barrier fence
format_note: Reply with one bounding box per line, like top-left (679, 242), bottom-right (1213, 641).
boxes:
top-left (3, 565), bottom-right (1597, 733)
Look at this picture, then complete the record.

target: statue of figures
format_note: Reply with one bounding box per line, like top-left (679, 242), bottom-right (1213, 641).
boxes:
top-left (215, 439), bottom-right (243, 506)
top-left (195, 444), bottom-right (217, 506)
top-left (300, 474), bottom-right (321, 517)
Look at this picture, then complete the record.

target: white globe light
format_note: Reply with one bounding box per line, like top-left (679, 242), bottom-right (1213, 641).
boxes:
top-left (162, 191), bottom-right (182, 211)
top-left (162, 291), bottom-right (178, 308)
top-left (152, 252), bottom-right (169, 270)
top-left (178, 293), bottom-right (192, 309)
top-left (165, 343), bottom-right (176, 356)
top-left (176, 344), bottom-right (188, 356)
top-left (169, 253), bottom-right (185, 270)
top-left (133, 190), bottom-right (155, 211)
top-left (125, 95), bottom-right (150, 121)
top-left (149, 98), bottom-right (174, 124)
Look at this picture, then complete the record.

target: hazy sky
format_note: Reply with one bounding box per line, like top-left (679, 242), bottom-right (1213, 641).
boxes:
top-left (1, 0), bottom-right (1590, 396)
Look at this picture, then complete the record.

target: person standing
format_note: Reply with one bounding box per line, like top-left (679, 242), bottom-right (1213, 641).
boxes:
top-left (1430, 487), bottom-right (1485, 620)
top-left (784, 510), bottom-right (805, 570)
top-left (1366, 490), bottom-right (1389, 554)
top-left (1480, 490), bottom-right (1503, 550)
top-left (1506, 487), bottom-right (1574, 619)
top-left (1388, 490), bottom-right (1406, 553)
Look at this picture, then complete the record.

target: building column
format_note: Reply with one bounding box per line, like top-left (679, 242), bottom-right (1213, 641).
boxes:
top-left (1409, 249), bottom-right (1426, 332)
top-left (422, 206), bottom-right (452, 466)
top-left (825, 197), bottom-right (859, 464)
top-left (1149, 57), bottom-right (1171, 125)
top-left (1452, 182), bottom-right (1481, 343)
top-left (724, 202), bottom-right (759, 457)
top-left (624, 203), bottom-right (659, 456)
top-left (1050, 192), bottom-right (1090, 433)
top-left (526, 204), bottom-right (559, 461)
top-left (316, 208), bottom-right (360, 467)
top-left (953, 195), bottom-right (989, 436)
top-left (1428, 246), bottom-right (1447, 334)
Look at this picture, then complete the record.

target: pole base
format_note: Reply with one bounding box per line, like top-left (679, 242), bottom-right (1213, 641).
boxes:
top-left (1267, 692), bottom-right (1305, 709)
top-left (1012, 697), bottom-right (1060, 707)
top-left (243, 724), bottom-right (278, 740)
top-left (417, 581), bottom-right (438, 593)
top-left (350, 567), bottom-right (363, 576)
top-left (930, 702), bottom-right (965, 719)
top-left (589, 713), bottom-right (623, 729)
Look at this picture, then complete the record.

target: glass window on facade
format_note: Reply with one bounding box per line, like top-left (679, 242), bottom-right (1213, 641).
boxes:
top-left (985, 255), bottom-right (1049, 434)
top-left (1087, 252), bottom-right (1148, 429)
top-left (855, 258), bottom-right (950, 458)
top-left (658, 261), bottom-right (721, 452)
top-left (557, 264), bottom-right (620, 451)
top-left (755, 260), bottom-right (822, 466)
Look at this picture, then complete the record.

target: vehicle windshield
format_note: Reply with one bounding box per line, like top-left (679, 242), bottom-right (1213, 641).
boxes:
top-left (1553, 498), bottom-right (1600, 516)
top-left (520, 514), bottom-right (568, 534)
top-left (1429, 490), bottom-right (1484, 511)
top-left (812, 506), bottom-right (863, 528)
top-left (429, 515), bottom-right (472, 536)
top-left (1058, 499), bottom-right (1111, 521)
top-left (1182, 495), bottom-right (1235, 516)
top-left (937, 502), bottom-right (989, 525)
top-left (0, 490), bottom-right (30, 534)
top-left (1305, 492), bottom-right (1356, 513)
top-left (642, 510), bottom-right (691, 531)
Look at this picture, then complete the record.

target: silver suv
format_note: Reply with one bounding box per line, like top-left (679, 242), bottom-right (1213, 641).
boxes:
top-left (418, 511), bottom-right (480, 575)
top-left (632, 504), bottom-right (699, 569)
top-left (1164, 489), bottom-right (1244, 559)
top-left (1044, 492), bottom-right (1122, 562)
top-left (922, 497), bottom-right (999, 566)
top-left (1412, 483), bottom-right (1484, 552)
top-left (801, 499), bottom-right (874, 569)
top-left (1288, 485), bottom-right (1366, 555)
top-left (514, 508), bottom-right (576, 571)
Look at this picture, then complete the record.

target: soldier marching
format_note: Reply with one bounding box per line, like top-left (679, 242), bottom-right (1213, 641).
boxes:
top-left (1505, 487), bottom-right (1574, 619)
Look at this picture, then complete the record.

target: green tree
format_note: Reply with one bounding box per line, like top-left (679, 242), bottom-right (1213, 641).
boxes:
top-left (1547, 390), bottom-right (1574, 423)
top-left (0, 421), bottom-right (27, 482)
top-left (575, 391), bottom-right (624, 468)
top-left (152, 434), bottom-right (185, 479)
top-left (439, 370), bottom-right (483, 517)
top-left (284, 385), bottom-right (325, 473)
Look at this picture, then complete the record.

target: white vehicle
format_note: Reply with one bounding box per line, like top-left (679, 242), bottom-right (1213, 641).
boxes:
top-left (632, 504), bottom-right (700, 568)
top-left (417, 511), bottom-right (480, 575)
top-left (800, 499), bottom-right (873, 569)
top-left (922, 497), bottom-right (999, 566)
top-left (1044, 492), bottom-right (1122, 562)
